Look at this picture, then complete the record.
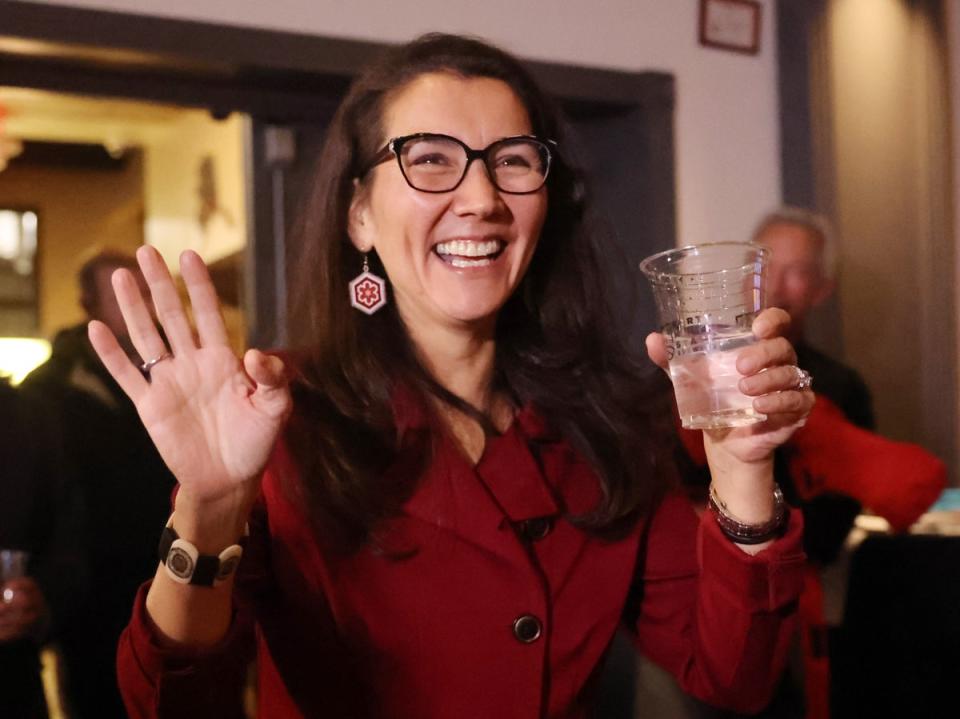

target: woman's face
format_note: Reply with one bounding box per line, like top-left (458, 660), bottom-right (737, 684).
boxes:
top-left (350, 72), bottom-right (548, 335)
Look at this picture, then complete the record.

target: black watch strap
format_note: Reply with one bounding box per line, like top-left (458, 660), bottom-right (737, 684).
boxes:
top-left (158, 524), bottom-right (244, 587)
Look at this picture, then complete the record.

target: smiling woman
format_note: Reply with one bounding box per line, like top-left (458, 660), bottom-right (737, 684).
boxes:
top-left (97, 33), bottom-right (813, 719)
top-left (348, 73), bottom-right (548, 332)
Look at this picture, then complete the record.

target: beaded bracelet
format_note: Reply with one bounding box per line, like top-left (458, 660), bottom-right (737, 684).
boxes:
top-left (707, 483), bottom-right (787, 545)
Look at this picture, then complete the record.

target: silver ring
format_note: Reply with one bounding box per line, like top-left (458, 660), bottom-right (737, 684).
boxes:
top-left (795, 367), bottom-right (813, 392)
top-left (140, 351), bottom-right (172, 374)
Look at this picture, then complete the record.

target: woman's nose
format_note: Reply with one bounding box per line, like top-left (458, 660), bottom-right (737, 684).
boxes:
top-left (451, 160), bottom-right (503, 217)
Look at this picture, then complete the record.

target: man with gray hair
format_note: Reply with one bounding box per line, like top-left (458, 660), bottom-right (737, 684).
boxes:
top-left (673, 209), bottom-right (941, 718)
top-left (750, 206), bottom-right (874, 717)
top-left (753, 206), bottom-right (874, 429)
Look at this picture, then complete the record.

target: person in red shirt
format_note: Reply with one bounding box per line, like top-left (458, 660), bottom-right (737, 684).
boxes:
top-left (89, 34), bottom-right (813, 718)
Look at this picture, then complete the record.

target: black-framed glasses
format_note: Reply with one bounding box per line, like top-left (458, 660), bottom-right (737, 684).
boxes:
top-left (361, 133), bottom-right (556, 195)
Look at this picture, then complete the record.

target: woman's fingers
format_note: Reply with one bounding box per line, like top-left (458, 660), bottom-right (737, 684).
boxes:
top-left (244, 350), bottom-right (292, 420)
top-left (137, 246), bottom-right (196, 356)
top-left (751, 307), bottom-right (792, 339)
top-left (645, 332), bottom-right (670, 371)
top-left (736, 336), bottom-right (796, 376)
top-left (739, 364), bottom-right (805, 396)
top-left (88, 320), bottom-right (149, 402)
top-left (244, 350), bottom-right (287, 388)
top-left (754, 385), bottom-right (816, 417)
top-left (180, 250), bottom-right (230, 348)
top-left (112, 266), bottom-right (169, 365)
top-left (728, 308), bottom-right (813, 420)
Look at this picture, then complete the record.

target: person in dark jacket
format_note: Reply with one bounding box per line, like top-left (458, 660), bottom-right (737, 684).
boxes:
top-left (0, 379), bottom-right (86, 719)
top-left (19, 250), bottom-right (176, 719)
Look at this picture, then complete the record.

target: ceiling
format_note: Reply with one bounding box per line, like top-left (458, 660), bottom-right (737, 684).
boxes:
top-left (0, 85), bottom-right (193, 151)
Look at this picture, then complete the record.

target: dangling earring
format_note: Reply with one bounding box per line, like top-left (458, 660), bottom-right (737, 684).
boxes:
top-left (349, 252), bottom-right (388, 315)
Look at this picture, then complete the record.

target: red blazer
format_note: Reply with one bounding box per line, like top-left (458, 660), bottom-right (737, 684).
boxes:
top-left (117, 404), bottom-right (804, 718)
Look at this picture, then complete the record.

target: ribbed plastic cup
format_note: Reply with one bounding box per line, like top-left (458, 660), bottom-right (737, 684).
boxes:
top-left (640, 242), bottom-right (769, 430)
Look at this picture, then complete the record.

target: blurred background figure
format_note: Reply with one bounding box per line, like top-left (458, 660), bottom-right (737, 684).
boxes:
top-left (642, 207), bottom-right (944, 719)
top-left (753, 206), bottom-right (874, 429)
top-left (748, 207), bottom-right (943, 718)
top-left (748, 207), bottom-right (873, 718)
top-left (19, 249), bottom-right (176, 719)
top-left (0, 378), bottom-right (86, 719)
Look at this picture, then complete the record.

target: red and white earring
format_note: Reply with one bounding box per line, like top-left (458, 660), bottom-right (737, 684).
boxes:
top-left (349, 252), bottom-right (388, 315)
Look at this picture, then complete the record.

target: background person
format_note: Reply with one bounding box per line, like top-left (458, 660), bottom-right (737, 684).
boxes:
top-left (704, 206), bottom-right (942, 719)
top-left (20, 249), bottom-right (176, 719)
top-left (0, 378), bottom-right (86, 719)
top-left (753, 206), bottom-right (873, 431)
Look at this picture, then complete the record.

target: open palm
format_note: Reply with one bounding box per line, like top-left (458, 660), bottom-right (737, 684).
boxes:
top-left (88, 247), bottom-right (291, 508)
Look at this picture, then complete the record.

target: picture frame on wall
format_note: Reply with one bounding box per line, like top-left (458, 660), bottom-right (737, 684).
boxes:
top-left (699, 0), bottom-right (762, 55)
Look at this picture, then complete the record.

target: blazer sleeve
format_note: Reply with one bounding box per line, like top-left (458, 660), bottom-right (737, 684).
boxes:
top-left (630, 492), bottom-right (805, 714)
top-left (116, 502), bottom-right (270, 719)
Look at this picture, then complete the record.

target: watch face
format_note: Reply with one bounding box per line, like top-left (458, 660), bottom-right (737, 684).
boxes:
top-left (168, 547), bottom-right (195, 580)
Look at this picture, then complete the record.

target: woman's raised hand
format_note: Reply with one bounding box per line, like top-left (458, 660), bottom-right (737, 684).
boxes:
top-left (88, 246), bottom-right (292, 516)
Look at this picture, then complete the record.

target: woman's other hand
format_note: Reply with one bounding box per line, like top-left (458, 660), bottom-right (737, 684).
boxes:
top-left (0, 578), bottom-right (46, 642)
top-left (645, 307), bottom-right (813, 463)
top-left (646, 308), bottom-right (814, 534)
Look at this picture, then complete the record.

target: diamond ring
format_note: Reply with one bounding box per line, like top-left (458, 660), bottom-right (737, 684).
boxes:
top-left (795, 367), bottom-right (813, 392)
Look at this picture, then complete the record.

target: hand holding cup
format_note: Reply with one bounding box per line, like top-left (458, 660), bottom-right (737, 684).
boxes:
top-left (646, 306), bottom-right (815, 463)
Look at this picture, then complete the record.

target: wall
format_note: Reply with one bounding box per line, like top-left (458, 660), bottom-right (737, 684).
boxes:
top-left (0, 152), bottom-right (144, 336)
top-left (142, 110), bottom-right (247, 269)
top-left (20, 0), bottom-right (783, 248)
top-left (824, 0), bottom-right (956, 472)
top-left (950, 0), bottom-right (960, 479)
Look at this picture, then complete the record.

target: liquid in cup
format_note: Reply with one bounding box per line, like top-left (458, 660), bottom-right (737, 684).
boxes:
top-left (668, 328), bottom-right (764, 429)
top-left (641, 242), bottom-right (769, 430)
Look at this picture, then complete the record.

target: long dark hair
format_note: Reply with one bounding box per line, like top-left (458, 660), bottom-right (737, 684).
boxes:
top-left (284, 33), bottom-right (677, 551)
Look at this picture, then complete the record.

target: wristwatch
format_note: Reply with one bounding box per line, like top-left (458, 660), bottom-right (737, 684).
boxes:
top-left (158, 518), bottom-right (245, 587)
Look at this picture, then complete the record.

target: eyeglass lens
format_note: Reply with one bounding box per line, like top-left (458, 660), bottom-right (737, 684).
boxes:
top-left (397, 136), bottom-right (549, 193)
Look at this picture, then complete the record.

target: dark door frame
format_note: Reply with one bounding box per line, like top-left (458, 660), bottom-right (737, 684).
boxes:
top-left (1, 0), bottom-right (668, 115)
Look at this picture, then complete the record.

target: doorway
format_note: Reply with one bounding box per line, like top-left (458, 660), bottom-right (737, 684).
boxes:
top-left (0, 86), bottom-right (250, 378)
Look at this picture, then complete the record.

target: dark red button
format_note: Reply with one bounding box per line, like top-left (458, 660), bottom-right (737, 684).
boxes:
top-left (519, 517), bottom-right (553, 542)
top-left (513, 614), bottom-right (542, 643)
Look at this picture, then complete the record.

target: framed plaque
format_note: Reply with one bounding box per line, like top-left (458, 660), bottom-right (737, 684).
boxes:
top-left (699, 0), bottom-right (762, 55)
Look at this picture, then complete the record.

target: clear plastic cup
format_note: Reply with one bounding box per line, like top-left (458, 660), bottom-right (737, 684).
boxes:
top-left (640, 242), bottom-right (769, 430)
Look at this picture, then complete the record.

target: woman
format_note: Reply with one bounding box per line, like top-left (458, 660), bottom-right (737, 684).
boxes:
top-left (93, 34), bottom-right (812, 718)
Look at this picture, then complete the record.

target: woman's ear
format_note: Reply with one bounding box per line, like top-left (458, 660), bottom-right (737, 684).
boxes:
top-left (348, 181), bottom-right (376, 252)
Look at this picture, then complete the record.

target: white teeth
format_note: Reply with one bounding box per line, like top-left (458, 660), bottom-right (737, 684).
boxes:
top-left (450, 257), bottom-right (493, 268)
top-left (435, 239), bottom-right (502, 257)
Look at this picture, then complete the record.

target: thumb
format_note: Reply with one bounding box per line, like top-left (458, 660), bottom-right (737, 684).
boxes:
top-left (244, 349), bottom-right (292, 419)
top-left (645, 332), bottom-right (670, 371)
